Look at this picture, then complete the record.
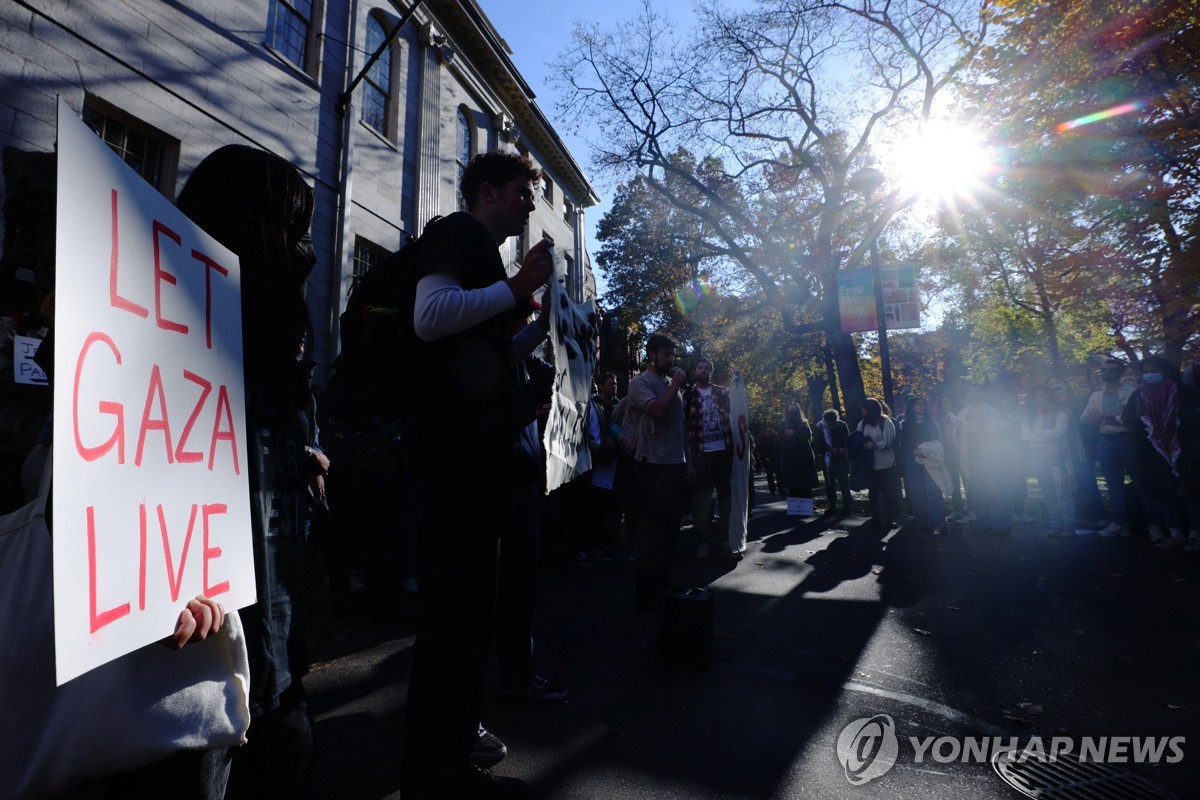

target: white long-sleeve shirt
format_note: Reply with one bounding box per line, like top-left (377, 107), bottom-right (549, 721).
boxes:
top-left (414, 270), bottom-right (547, 360)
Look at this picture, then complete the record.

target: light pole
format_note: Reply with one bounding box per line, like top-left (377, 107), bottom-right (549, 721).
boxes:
top-left (849, 167), bottom-right (895, 411)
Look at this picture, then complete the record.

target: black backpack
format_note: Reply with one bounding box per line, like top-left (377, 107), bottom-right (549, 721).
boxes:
top-left (329, 233), bottom-right (423, 423)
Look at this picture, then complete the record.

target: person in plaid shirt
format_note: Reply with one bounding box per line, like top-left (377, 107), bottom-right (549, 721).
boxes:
top-left (684, 358), bottom-right (735, 559)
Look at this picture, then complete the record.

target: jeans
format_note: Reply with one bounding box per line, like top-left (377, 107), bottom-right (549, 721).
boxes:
top-left (903, 453), bottom-right (945, 528)
top-left (690, 449), bottom-right (732, 548)
top-left (1031, 457), bottom-right (1076, 529)
top-left (1096, 434), bottom-right (1139, 527)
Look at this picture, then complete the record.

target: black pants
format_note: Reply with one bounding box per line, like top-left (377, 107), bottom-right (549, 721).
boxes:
top-left (868, 466), bottom-right (902, 525)
top-left (632, 461), bottom-right (689, 605)
top-left (402, 449), bottom-right (512, 797)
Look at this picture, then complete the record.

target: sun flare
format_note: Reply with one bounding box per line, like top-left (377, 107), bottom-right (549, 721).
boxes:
top-left (892, 121), bottom-right (997, 201)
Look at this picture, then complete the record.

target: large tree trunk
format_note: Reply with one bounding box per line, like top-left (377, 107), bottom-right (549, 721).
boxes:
top-left (831, 331), bottom-right (866, 429)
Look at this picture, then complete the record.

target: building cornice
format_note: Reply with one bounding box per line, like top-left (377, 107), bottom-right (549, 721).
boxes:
top-left (427, 0), bottom-right (599, 207)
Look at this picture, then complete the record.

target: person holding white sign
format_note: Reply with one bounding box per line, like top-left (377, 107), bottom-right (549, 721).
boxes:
top-left (176, 146), bottom-right (324, 799)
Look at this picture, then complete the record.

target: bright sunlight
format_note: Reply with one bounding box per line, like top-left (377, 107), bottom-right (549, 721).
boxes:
top-left (891, 121), bottom-right (998, 201)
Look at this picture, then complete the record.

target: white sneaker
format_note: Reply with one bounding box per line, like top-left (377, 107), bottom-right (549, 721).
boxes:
top-left (1097, 522), bottom-right (1123, 538)
top-left (1156, 534), bottom-right (1185, 550)
top-left (1148, 526), bottom-right (1167, 544)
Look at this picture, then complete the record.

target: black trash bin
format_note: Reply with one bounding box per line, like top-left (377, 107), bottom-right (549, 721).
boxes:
top-left (657, 586), bottom-right (714, 670)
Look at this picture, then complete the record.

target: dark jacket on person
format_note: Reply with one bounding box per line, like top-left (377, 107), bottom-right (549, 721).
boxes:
top-left (410, 212), bottom-right (525, 455)
top-left (780, 418), bottom-right (819, 492)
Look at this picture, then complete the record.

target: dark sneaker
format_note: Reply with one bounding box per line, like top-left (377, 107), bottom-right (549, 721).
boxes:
top-left (500, 673), bottom-right (568, 702)
top-left (471, 724), bottom-right (507, 767)
top-left (634, 596), bottom-right (658, 613)
top-left (464, 765), bottom-right (528, 799)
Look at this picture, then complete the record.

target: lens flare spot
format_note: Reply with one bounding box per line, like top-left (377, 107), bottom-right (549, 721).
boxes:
top-left (673, 278), bottom-right (714, 315)
top-left (1056, 101), bottom-right (1143, 133)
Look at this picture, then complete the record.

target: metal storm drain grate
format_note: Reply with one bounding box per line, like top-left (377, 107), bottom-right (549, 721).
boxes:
top-left (992, 749), bottom-right (1178, 799)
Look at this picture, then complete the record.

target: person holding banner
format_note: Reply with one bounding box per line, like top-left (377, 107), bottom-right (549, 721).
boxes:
top-left (402, 150), bottom-right (553, 799)
top-left (626, 333), bottom-right (690, 611)
top-left (175, 145), bottom-right (327, 800)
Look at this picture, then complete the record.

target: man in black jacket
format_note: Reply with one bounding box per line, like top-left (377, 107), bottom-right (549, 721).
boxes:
top-left (402, 151), bottom-right (552, 799)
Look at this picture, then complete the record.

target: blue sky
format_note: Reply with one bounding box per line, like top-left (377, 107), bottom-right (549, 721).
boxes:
top-left (482, 1), bottom-right (693, 287)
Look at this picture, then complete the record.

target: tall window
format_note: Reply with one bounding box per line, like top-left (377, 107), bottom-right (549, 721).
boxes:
top-left (456, 108), bottom-right (472, 211)
top-left (564, 198), bottom-right (575, 226)
top-left (82, 103), bottom-right (171, 191)
top-left (542, 175), bottom-right (553, 204)
top-left (352, 237), bottom-right (387, 280)
top-left (361, 15), bottom-right (392, 134)
top-left (267, 0), bottom-right (313, 71)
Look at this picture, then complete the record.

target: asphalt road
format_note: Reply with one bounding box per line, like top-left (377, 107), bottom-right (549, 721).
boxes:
top-left (305, 477), bottom-right (1200, 799)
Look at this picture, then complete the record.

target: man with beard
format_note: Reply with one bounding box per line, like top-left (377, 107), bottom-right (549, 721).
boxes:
top-left (683, 358), bottom-right (734, 559)
top-left (625, 333), bottom-right (689, 611)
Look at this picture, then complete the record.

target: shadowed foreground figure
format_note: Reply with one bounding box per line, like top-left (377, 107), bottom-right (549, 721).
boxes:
top-left (177, 145), bottom-right (325, 799)
top-left (402, 151), bottom-right (553, 799)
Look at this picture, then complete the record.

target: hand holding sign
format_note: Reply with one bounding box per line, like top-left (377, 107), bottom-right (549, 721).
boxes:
top-left (167, 595), bottom-right (225, 649)
top-left (53, 97), bottom-right (256, 684)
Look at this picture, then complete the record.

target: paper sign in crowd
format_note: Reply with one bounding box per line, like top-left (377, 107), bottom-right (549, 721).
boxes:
top-left (543, 265), bottom-right (599, 495)
top-left (728, 372), bottom-right (750, 554)
top-left (52, 98), bottom-right (256, 684)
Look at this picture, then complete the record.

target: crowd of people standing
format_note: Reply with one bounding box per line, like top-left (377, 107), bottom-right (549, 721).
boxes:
top-left (12, 140), bottom-right (1199, 800)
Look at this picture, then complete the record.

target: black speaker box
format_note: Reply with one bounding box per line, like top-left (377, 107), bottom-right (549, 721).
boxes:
top-left (656, 586), bottom-right (714, 669)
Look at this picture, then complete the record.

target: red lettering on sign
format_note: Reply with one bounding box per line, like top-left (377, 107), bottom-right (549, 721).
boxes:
top-left (152, 220), bottom-right (188, 335)
top-left (87, 505), bottom-right (131, 633)
top-left (191, 249), bottom-right (229, 350)
top-left (737, 414), bottom-right (748, 459)
top-left (202, 503), bottom-right (230, 597)
top-left (209, 385), bottom-right (240, 474)
top-left (138, 502), bottom-right (148, 611)
top-left (175, 370), bottom-right (212, 464)
top-left (134, 364), bottom-right (175, 467)
top-left (108, 189), bottom-right (148, 318)
top-left (158, 503), bottom-right (197, 603)
top-left (73, 332), bottom-right (125, 463)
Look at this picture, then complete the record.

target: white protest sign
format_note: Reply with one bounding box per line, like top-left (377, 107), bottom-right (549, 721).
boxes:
top-left (52, 97), bottom-right (256, 684)
top-left (13, 334), bottom-right (48, 385)
top-left (544, 270), bottom-right (598, 494)
top-left (787, 497), bottom-right (815, 517)
top-left (728, 371), bottom-right (750, 554)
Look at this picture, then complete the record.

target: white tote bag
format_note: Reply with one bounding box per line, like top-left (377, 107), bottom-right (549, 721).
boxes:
top-left (0, 458), bottom-right (251, 799)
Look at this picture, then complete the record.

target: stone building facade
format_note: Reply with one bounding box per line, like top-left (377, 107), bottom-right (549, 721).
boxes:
top-left (0, 0), bottom-right (598, 383)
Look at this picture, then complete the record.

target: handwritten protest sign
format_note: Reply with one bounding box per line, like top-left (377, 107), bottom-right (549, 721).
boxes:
top-left (13, 334), bottom-right (48, 385)
top-left (728, 372), bottom-right (750, 554)
top-left (544, 267), bottom-right (598, 494)
top-left (52, 98), bottom-right (256, 684)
